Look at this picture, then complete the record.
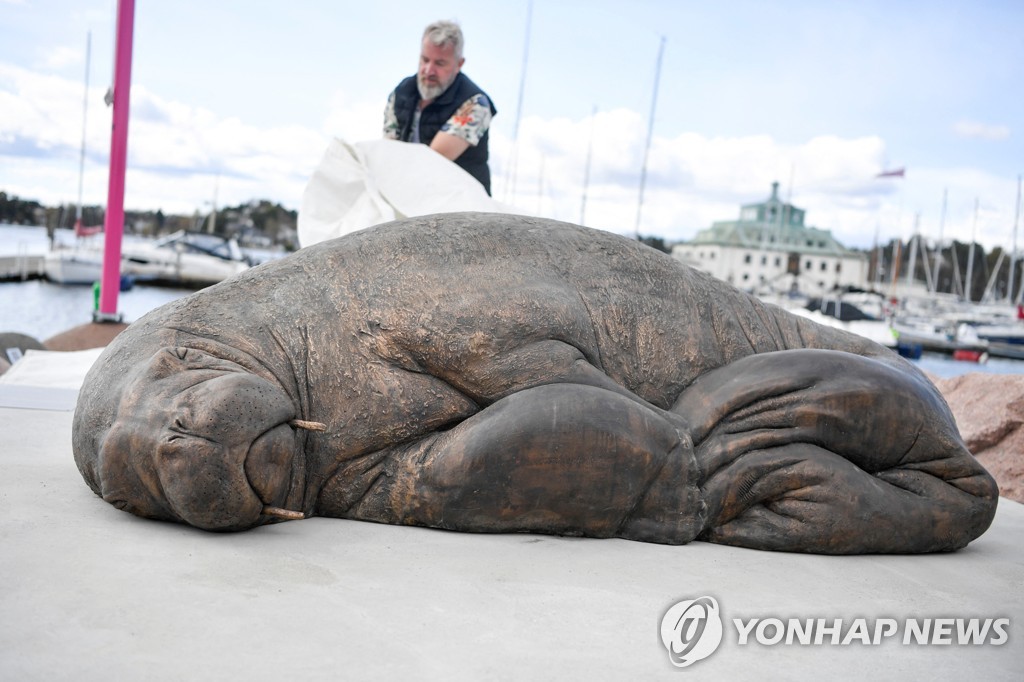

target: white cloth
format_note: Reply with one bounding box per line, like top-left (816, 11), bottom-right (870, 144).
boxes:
top-left (0, 348), bottom-right (103, 390)
top-left (298, 138), bottom-right (526, 247)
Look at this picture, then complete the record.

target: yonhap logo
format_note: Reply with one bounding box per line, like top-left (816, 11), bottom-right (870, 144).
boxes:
top-left (659, 596), bottom-right (724, 668)
top-left (658, 596), bottom-right (1010, 669)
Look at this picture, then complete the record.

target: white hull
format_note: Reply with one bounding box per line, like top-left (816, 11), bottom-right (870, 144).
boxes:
top-left (122, 243), bottom-right (249, 286)
top-left (43, 249), bottom-right (103, 285)
top-left (789, 308), bottom-right (897, 348)
top-left (43, 231), bottom-right (250, 288)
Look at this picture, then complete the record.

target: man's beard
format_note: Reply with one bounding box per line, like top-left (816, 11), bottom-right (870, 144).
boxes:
top-left (417, 73), bottom-right (456, 102)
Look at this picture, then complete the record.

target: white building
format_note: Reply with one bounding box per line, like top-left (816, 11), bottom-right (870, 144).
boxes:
top-left (672, 183), bottom-right (868, 297)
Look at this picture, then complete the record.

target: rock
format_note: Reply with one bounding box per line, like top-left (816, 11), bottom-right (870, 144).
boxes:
top-left (0, 332), bottom-right (46, 357)
top-left (0, 332), bottom-right (47, 375)
top-left (934, 372), bottom-right (1024, 504)
top-left (44, 322), bottom-right (128, 351)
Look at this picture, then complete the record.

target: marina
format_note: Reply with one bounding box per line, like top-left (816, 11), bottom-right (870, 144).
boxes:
top-left (3, 222), bottom-right (1024, 379)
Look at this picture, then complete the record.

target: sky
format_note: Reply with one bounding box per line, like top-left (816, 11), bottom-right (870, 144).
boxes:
top-left (1, 0), bottom-right (1022, 251)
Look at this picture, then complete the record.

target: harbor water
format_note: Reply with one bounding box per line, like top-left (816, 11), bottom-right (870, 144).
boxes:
top-left (1, 223), bottom-right (199, 340)
top-left (3, 223), bottom-right (1024, 378)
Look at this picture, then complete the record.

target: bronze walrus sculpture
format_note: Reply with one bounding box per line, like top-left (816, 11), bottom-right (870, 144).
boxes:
top-left (72, 213), bottom-right (998, 553)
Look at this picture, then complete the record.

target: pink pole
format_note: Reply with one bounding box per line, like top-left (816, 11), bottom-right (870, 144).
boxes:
top-left (97, 0), bottom-right (136, 321)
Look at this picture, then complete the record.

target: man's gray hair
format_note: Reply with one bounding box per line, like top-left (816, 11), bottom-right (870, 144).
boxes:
top-left (423, 20), bottom-right (464, 60)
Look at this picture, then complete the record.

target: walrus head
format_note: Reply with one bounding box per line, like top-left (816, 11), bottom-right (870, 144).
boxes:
top-left (74, 345), bottom-right (316, 531)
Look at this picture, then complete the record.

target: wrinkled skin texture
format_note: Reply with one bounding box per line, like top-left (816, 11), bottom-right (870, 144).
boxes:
top-left (73, 213), bottom-right (998, 553)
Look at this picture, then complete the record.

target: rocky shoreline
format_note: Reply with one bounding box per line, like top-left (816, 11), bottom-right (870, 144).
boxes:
top-left (931, 372), bottom-right (1024, 505)
top-left (2, 323), bottom-right (1022, 504)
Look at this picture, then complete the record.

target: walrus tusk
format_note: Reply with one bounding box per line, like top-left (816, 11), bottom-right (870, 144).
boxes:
top-left (262, 506), bottom-right (306, 520)
top-left (289, 419), bottom-right (326, 431)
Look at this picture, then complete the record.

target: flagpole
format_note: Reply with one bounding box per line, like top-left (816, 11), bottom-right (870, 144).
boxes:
top-left (96, 0), bottom-right (135, 323)
top-left (874, 166), bottom-right (906, 293)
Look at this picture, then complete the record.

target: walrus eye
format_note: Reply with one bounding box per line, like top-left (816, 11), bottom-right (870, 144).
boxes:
top-left (175, 347), bottom-right (189, 360)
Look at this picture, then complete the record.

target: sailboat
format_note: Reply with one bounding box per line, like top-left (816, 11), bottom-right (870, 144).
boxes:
top-left (44, 31), bottom-right (108, 285)
top-left (44, 32), bottom-right (248, 289)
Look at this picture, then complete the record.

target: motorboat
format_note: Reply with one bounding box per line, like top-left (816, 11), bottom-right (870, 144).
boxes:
top-left (44, 231), bottom-right (250, 288)
top-left (890, 317), bottom-right (989, 355)
top-left (789, 307), bottom-right (897, 349)
top-left (120, 231), bottom-right (250, 286)
top-left (765, 289), bottom-right (898, 349)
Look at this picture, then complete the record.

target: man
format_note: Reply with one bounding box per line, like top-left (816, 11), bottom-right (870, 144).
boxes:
top-left (384, 21), bottom-right (497, 194)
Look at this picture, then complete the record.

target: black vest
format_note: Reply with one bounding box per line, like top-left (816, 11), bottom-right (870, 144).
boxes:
top-left (392, 72), bottom-right (497, 195)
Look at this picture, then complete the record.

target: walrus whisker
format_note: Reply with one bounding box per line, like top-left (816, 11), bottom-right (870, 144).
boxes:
top-left (290, 419), bottom-right (326, 431)
top-left (262, 506), bottom-right (305, 520)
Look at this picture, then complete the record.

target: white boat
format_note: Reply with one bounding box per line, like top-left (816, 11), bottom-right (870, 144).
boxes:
top-left (891, 316), bottom-right (988, 354)
top-left (43, 244), bottom-right (104, 285)
top-left (121, 231), bottom-right (250, 286)
top-left (44, 231), bottom-right (250, 288)
top-left (760, 289), bottom-right (897, 348)
top-left (789, 307), bottom-right (897, 348)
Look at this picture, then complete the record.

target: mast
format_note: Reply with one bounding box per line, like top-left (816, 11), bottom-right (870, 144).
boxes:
top-left (502, 0), bottom-right (532, 205)
top-left (870, 221), bottom-right (880, 290)
top-left (931, 188), bottom-right (947, 293)
top-left (536, 153), bottom-right (545, 215)
top-left (75, 31), bottom-right (91, 234)
top-left (1009, 175), bottom-right (1021, 304)
top-left (579, 105), bottom-right (597, 225)
top-left (905, 212), bottom-right (919, 291)
top-left (206, 175), bottom-right (219, 234)
top-left (889, 240), bottom-right (903, 300)
top-left (918, 229), bottom-right (935, 293)
top-left (634, 35), bottom-right (665, 239)
top-left (965, 198), bottom-right (978, 302)
top-left (872, 219), bottom-right (883, 290)
top-left (949, 242), bottom-right (964, 298)
top-left (96, 0), bottom-right (136, 323)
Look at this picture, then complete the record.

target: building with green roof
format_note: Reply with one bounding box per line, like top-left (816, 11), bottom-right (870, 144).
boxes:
top-left (672, 182), bottom-right (868, 296)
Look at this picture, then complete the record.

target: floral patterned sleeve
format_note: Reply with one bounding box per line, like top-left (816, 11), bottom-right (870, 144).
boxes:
top-left (383, 91), bottom-right (400, 140)
top-left (439, 94), bottom-right (493, 146)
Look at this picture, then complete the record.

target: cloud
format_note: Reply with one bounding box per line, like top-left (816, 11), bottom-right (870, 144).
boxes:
top-left (2, 59), bottom-right (1018, 252)
top-left (43, 46), bottom-right (81, 70)
top-left (486, 112), bottom-right (903, 247)
top-left (322, 90), bottom-right (383, 142)
top-left (953, 120), bottom-right (1011, 141)
top-left (0, 133), bottom-right (74, 159)
top-left (0, 62), bottom-right (334, 213)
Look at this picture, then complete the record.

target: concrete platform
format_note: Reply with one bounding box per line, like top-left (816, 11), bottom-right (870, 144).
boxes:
top-left (1, 383), bottom-right (1021, 679)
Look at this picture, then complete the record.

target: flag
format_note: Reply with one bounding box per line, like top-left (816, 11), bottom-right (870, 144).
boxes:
top-left (876, 168), bottom-right (905, 178)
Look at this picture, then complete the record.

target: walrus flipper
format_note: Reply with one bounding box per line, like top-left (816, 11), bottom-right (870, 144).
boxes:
top-left (349, 384), bottom-right (705, 544)
top-left (672, 349), bottom-right (999, 553)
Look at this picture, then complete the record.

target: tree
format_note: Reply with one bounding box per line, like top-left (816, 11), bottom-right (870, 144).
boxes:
top-left (637, 234), bottom-right (671, 254)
